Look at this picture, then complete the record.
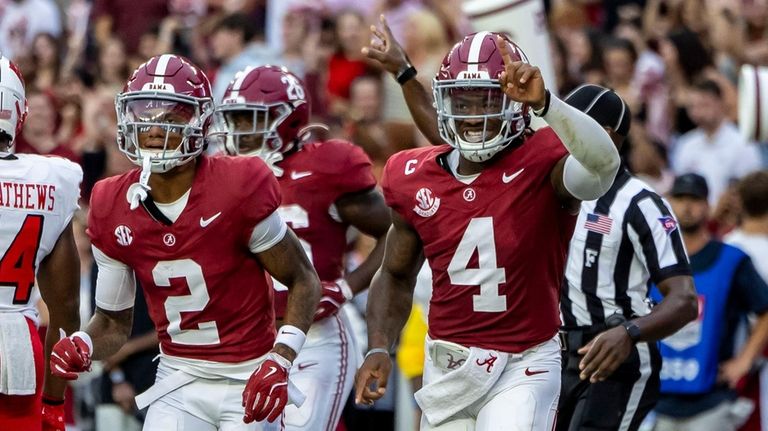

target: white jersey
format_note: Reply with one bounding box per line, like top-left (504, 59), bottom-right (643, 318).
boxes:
top-left (0, 154), bottom-right (82, 320)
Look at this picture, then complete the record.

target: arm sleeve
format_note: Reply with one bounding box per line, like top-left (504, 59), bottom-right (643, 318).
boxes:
top-left (542, 94), bottom-right (620, 200)
top-left (626, 193), bottom-right (692, 283)
top-left (249, 210), bottom-right (288, 253)
top-left (733, 256), bottom-right (768, 314)
top-left (93, 246), bottom-right (136, 312)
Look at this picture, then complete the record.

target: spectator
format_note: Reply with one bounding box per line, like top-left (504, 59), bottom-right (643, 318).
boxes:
top-left (326, 10), bottom-right (375, 117)
top-left (91, 0), bottom-right (168, 55)
top-left (94, 37), bottom-right (130, 94)
top-left (344, 75), bottom-right (392, 170)
top-left (14, 91), bottom-right (79, 162)
top-left (0, 0), bottom-right (61, 60)
top-left (671, 79), bottom-right (761, 205)
top-left (602, 37), bottom-right (639, 114)
top-left (209, 12), bottom-right (279, 102)
top-left (650, 174), bottom-right (768, 431)
top-left (24, 33), bottom-right (62, 92)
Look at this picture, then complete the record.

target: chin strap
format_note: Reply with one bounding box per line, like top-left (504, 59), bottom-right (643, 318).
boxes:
top-left (127, 154), bottom-right (153, 210)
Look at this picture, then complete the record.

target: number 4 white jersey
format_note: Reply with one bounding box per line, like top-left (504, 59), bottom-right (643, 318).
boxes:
top-left (0, 154), bottom-right (82, 319)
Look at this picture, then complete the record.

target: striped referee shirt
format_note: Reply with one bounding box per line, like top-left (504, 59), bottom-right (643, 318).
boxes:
top-left (561, 168), bottom-right (692, 328)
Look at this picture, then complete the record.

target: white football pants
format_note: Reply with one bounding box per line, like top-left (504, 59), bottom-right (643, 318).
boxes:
top-left (420, 335), bottom-right (561, 431)
top-left (284, 312), bottom-right (358, 431)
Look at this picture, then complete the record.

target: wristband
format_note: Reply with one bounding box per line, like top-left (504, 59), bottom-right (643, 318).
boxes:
top-left (396, 65), bottom-right (417, 85)
top-left (274, 325), bottom-right (306, 354)
top-left (70, 330), bottom-right (93, 353)
top-left (109, 369), bottom-right (126, 384)
top-left (42, 395), bottom-right (65, 405)
top-left (364, 348), bottom-right (391, 359)
top-left (532, 90), bottom-right (551, 117)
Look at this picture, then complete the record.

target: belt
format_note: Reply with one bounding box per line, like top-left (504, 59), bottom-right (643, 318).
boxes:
top-left (558, 324), bottom-right (608, 352)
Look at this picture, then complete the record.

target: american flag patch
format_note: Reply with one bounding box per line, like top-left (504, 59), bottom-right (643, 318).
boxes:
top-left (584, 213), bottom-right (613, 234)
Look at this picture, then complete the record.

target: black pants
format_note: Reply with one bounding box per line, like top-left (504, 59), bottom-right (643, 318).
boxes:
top-left (557, 330), bottom-right (662, 431)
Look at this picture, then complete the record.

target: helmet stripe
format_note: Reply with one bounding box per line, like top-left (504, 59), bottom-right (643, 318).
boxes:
top-left (467, 31), bottom-right (490, 73)
top-left (153, 54), bottom-right (173, 85)
top-left (228, 66), bottom-right (253, 100)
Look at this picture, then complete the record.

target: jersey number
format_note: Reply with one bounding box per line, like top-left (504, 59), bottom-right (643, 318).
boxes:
top-left (0, 215), bottom-right (44, 304)
top-left (271, 204), bottom-right (313, 291)
top-left (447, 217), bottom-right (507, 312)
top-left (153, 259), bottom-right (221, 346)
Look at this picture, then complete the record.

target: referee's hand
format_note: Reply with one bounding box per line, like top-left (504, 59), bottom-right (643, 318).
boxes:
top-left (577, 326), bottom-right (633, 383)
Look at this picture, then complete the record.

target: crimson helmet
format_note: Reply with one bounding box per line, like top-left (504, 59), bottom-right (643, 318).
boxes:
top-left (212, 65), bottom-right (309, 160)
top-left (116, 54), bottom-right (214, 173)
top-left (0, 56), bottom-right (28, 149)
top-left (433, 31), bottom-right (531, 162)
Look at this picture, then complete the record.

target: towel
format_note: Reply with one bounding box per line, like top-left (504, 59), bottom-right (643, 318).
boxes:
top-left (0, 313), bottom-right (36, 395)
top-left (415, 346), bottom-right (508, 426)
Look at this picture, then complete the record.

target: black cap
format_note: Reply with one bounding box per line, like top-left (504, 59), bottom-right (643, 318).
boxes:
top-left (670, 173), bottom-right (709, 200)
top-left (563, 84), bottom-right (631, 137)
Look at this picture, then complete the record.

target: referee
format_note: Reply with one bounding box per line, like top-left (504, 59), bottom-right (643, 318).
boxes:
top-left (557, 85), bottom-right (698, 431)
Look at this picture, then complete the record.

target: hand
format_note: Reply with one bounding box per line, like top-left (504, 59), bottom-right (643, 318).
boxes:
top-left (50, 330), bottom-right (92, 380)
top-left (314, 280), bottom-right (352, 322)
top-left (577, 326), bottom-right (634, 383)
top-left (112, 381), bottom-right (137, 414)
top-left (242, 352), bottom-right (291, 423)
top-left (719, 356), bottom-right (752, 388)
top-left (41, 397), bottom-right (65, 431)
top-left (496, 35), bottom-right (546, 110)
top-left (354, 351), bottom-right (392, 405)
top-left (362, 14), bottom-right (411, 76)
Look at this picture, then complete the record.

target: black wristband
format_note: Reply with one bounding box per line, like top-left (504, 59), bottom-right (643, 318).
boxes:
top-left (42, 395), bottom-right (65, 406)
top-left (396, 65), bottom-right (417, 85)
top-left (533, 90), bottom-right (551, 117)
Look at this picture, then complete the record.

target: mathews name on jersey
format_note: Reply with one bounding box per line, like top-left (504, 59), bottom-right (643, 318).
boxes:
top-left (0, 154), bottom-right (82, 321)
top-left (381, 128), bottom-right (576, 353)
top-left (87, 156), bottom-right (282, 363)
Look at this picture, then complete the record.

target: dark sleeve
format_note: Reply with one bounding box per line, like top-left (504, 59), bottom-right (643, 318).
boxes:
top-left (732, 256), bottom-right (768, 314)
top-left (626, 192), bottom-right (692, 284)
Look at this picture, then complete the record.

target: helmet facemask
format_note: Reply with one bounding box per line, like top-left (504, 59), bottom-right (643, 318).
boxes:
top-left (433, 78), bottom-right (526, 163)
top-left (116, 92), bottom-right (213, 173)
top-left (211, 101), bottom-right (294, 173)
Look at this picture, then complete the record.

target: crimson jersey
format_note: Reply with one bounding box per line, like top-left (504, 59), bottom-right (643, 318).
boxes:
top-left (381, 128), bottom-right (576, 353)
top-left (87, 156), bottom-right (281, 363)
top-left (272, 140), bottom-right (376, 316)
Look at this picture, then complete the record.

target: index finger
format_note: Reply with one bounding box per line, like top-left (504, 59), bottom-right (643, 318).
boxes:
top-left (379, 14), bottom-right (394, 39)
top-left (495, 35), bottom-right (514, 66)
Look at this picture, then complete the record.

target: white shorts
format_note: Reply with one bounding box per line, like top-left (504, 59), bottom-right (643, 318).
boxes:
top-left (142, 362), bottom-right (282, 431)
top-left (284, 312), bottom-right (358, 431)
top-left (420, 336), bottom-right (561, 431)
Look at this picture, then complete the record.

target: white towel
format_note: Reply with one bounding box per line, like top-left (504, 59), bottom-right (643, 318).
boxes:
top-left (0, 313), bottom-right (36, 395)
top-left (415, 347), bottom-right (508, 426)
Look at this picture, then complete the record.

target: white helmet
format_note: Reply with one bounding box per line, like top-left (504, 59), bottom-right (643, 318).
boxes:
top-left (0, 55), bottom-right (28, 148)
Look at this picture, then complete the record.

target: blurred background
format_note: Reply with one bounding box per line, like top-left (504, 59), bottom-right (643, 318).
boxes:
top-left (4, 0), bottom-right (768, 429)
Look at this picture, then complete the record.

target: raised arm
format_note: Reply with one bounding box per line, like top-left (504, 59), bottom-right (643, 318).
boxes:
top-left (363, 15), bottom-right (442, 145)
top-left (495, 35), bottom-right (620, 204)
top-left (354, 211), bottom-right (424, 405)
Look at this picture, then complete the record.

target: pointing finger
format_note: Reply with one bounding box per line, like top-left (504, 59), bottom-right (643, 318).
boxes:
top-left (380, 14), bottom-right (394, 39)
top-left (496, 35), bottom-right (514, 66)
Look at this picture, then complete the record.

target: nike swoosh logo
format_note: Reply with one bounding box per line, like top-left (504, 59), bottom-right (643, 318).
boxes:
top-left (264, 366), bottom-right (277, 378)
top-left (200, 212), bottom-right (222, 227)
top-left (291, 171), bottom-right (313, 180)
top-left (297, 361), bottom-right (319, 371)
top-left (524, 367), bottom-right (549, 376)
top-left (502, 168), bottom-right (525, 184)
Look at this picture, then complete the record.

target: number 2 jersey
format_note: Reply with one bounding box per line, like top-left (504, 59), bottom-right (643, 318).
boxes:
top-left (87, 156), bottom-right (282, 363)
top-left (381, 128), bottom-right (576, 353)
top-left (0, 154), bottom-right (82, 322)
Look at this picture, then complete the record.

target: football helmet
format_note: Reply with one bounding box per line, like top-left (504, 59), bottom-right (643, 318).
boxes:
top-left (116, 54), bottom-right (214, 173)
top-left (433, 31), bottom-right (531, 162)
top-left (0, 55), bottom-right (28, 148)
top-left (212, 65), bottom-right (309, 161)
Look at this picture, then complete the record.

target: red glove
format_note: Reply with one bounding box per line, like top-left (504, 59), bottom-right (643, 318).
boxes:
top-left (242, 352), bottom-right (291, 423)
top-left (314, 279), bottom-right (353, 322)
top-left (50, 330), bottom-right (92, 380)
top-left (41, 396), bottom-right (65, 431)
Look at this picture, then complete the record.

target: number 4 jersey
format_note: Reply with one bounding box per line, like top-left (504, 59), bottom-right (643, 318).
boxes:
top-left (0, 154), bottom-right (82, 321)
top-left (381, 128), bottom-right (576, 353)
top-left (87, 156), bottom-right (281, 363)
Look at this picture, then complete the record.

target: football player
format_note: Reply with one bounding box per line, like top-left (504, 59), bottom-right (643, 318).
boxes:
top-left (355, 26), bottom-right (621, 431)
top-left (213, 65), bottom-right (391, 431)
top-left (0, 55), bottom-right (82, 431)
top-left (49, 55), bottom-right (321, 430)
